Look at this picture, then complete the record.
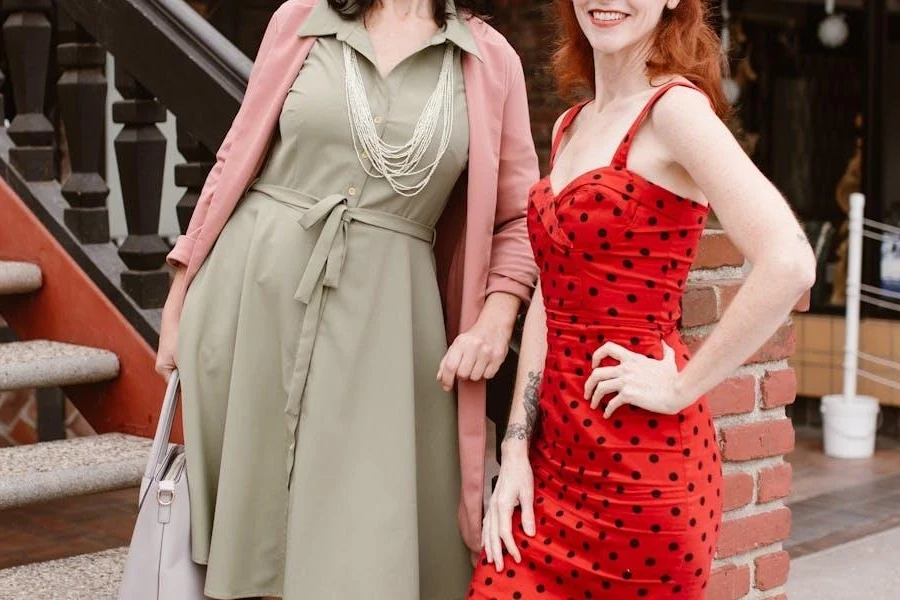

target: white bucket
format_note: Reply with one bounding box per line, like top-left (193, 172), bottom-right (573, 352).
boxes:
top-left (820, 394), bottom-right (881, 459)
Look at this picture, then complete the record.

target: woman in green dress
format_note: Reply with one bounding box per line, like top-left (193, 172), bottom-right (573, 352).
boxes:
top-left (155, 1), bottom-right (539, 598)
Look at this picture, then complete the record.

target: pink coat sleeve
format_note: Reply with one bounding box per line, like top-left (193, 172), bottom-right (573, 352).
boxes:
top-left (166, 13), bottom-right (282, 268)
top-left (485, 50), bottom-right (540, 302)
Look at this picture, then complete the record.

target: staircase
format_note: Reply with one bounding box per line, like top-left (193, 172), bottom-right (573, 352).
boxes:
top-left (0, 0), bottom-right (263, 593)
top-left (0, 261), bottom-right (150, 598)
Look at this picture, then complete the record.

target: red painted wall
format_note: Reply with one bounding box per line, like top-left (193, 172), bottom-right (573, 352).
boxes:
top-left (0, 178), bottom-right (176, 441)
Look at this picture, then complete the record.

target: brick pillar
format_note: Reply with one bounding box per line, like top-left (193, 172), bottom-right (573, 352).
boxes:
top-left (681, 231), bottom-right (807, 600)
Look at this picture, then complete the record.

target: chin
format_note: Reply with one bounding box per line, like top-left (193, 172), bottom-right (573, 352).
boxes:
top-left (576, 8), bottom-right (635, 53)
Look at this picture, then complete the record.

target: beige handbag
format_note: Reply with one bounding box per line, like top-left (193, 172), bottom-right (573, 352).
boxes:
top-left (119, 370), bottom-right (210, 600)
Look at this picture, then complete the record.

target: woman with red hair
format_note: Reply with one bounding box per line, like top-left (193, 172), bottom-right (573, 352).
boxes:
top-left (468, 1), bottom-right (815, 597)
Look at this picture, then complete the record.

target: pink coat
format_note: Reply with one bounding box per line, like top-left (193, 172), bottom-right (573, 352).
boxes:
top-left (166, 0), bottom-right (539, 552)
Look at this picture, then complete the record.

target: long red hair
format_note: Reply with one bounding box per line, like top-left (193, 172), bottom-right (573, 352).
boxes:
top-left (553, 0), bottom-right (730, 118)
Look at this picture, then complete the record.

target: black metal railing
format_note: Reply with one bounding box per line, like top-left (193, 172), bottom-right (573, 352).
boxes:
top-left (0, 0), bottom-right (252, 345)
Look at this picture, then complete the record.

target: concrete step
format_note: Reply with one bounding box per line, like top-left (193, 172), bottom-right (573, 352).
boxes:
top-left (0, 261), bottom-right (42, 295)
top-left (0, 340), bottom-right (119, 390)
top-left (0, 547), bottom-right (126, 599)
top-left (0, 433), bottom-right (151, 510)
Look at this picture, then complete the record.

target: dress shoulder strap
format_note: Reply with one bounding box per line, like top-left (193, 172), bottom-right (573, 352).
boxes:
top-left (610, 81), bottom-right (707, 168)
top-left (549, 100), bottom-right (591, 168)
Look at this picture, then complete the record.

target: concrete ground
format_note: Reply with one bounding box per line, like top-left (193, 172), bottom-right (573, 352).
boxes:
top-left (787, 526), bottom-right (900, 600)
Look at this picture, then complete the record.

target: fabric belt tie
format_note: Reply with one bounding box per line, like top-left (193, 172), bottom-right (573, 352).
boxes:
top-left (249, 183), bottom-right (435, 483)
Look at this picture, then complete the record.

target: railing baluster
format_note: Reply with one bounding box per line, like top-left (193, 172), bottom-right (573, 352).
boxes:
top-left (174, 123), bottom-right (213, 233)
top-left (57, 24), bottom-right (109, 243)
top-left (113, 66), bottom-right (169, 309)
top-left (2, 0), bottom-right (55, 181)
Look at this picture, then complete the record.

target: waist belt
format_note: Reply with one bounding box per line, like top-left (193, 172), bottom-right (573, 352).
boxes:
top-left (250, 182), bottom-right (436, 483)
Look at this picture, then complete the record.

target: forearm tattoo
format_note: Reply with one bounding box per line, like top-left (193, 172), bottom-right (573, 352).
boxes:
top-left (504, 370), bottom-right (542, 442)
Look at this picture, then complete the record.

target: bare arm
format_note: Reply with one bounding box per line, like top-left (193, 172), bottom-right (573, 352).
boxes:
top-left (501, 284), bottom-right (548, 454)
top-left (482, 283), bottom-right (547, 570)
top-left (655, 88), bottom-right (816, 406)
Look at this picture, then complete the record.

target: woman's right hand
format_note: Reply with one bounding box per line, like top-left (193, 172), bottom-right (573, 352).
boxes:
top-left (155, 269), bottom-right (187, 379)
top-left (155, 315), bottom-right (179, 379)
top-left (482, 447), bottom-right (536, 572)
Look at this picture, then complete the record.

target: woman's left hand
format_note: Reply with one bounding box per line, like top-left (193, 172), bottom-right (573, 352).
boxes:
top-left (583, 341), bottom-right (689, 418)
top-left (437, 320), bottom-right (510, 392)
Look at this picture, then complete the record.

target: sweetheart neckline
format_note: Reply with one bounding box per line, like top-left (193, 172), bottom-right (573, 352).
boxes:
top-left (540, 166), bottom-right (710, 215)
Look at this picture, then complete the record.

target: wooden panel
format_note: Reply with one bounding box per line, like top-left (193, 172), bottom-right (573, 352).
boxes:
top-left (0, 177), bottom-right (171, 440)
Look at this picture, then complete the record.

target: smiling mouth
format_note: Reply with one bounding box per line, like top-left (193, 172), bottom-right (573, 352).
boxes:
top-left (589, 10), bottom-right (628, 25)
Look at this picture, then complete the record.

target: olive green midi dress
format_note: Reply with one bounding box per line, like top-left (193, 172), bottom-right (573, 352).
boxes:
top-left (176, 4), bottom-right (477, 598)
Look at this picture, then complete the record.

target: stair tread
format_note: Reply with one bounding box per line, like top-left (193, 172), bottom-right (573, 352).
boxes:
top-left (0, 433), bottom-right (151, 510)
top-left (0, 547), bottom-right (126, 599)
top-left (0, 340), bottom-right (119, 390)
top-left (0, 261), bottom-right (42, 295)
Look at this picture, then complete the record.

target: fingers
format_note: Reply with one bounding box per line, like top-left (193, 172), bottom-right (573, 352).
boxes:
top-left (155, 358), bottom-right (175, 380)
top-left (661, 340), bottom-right (676, 361)
top-left (456, 347), bottom-right (479, 381)
top-left (603, 394), bottom-right (629, 419)
top-left (583, 366), bottom-right (620, 400)
top-left (489, 501), bottom-right (504, 571)
top-left (498, 501), bottom-right (521, 564)
top-left (482, 348), bottom-right (506, 380)
top-left (590, 379), bottom-right (623, 410)
top-left (519, 488), bottom-right (536, 537)
top-left (468, 350), bottom-right (492, 382)
top-left (437, 346), bottom-right (461, 391)
top-left (592, 341), bottom-right (630, 368)
top-left (482, 511), bottom-right (493, 565)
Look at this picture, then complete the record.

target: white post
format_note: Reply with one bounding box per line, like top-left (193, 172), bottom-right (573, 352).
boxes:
top-left (843, 192), bottom-right (865, 402)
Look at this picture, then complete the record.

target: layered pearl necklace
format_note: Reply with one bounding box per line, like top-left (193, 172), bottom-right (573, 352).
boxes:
top-left (343, 42), bottom-right (455, 197)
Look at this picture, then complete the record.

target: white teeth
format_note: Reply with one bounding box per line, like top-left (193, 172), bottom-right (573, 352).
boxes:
top-left (590, 10), bottom-right (626, 22)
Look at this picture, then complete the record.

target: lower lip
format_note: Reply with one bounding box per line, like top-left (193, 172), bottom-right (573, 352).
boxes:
top-left (590, 13), bottom-right (627, 28)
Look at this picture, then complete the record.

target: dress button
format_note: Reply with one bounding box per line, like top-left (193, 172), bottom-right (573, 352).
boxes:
top-left (374, 115), bottom-right (383, 124)
top-left (348, 187), bottom-right (357, 196)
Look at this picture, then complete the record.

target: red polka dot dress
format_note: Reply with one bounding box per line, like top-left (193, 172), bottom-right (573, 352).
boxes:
top-left (468, 82), bottom-right (723, 599)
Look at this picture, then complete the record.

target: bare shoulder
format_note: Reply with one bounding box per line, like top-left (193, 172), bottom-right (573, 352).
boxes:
top-left (650, 84), bottom-right (727, 152)
top-left (652, 85), bottom-right (717, 128)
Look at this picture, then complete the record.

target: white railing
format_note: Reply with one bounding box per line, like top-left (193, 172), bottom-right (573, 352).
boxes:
top-left (841, 193), bottom-right (900, 398)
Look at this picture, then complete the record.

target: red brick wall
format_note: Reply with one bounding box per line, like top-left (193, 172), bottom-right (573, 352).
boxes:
top-left (489, 1), bottom-right (569, 173)
top-left (0, 316), bottom-right (97, 446)
top-left (0, 390), bottom-right (96, 446)
top-left (683, 231), bottom-right (804, 600)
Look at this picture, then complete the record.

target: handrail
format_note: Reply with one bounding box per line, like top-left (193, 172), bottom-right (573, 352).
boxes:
top-left (149, 0), bottom-right (251, 84)
top-left (57, 0), bottom-right (252, 151)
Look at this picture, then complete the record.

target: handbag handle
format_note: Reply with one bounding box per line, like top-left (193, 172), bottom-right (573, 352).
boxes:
top-left (138, 369), bottom-right (181, 503)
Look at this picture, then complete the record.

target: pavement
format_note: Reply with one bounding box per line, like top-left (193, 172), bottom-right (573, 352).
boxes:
top-left (788, 525), bottom-right (900, 599)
